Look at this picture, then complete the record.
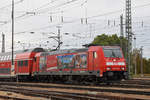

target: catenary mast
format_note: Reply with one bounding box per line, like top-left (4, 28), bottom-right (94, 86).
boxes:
top-left (125, 0), bottom-right (132, 76)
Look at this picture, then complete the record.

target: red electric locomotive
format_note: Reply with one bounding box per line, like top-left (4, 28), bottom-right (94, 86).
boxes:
top-left (32, 46), bottom-right (127, 82)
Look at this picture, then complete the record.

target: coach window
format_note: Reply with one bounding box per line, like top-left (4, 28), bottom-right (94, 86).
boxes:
top-left (18, 61), bottom-right (21, 67)
top-left (24, 60), bottom-right (28, 66)
top-left (20, 61), bottom-right (23, 67)
top-left (17, 61), bottom-right (19, 66)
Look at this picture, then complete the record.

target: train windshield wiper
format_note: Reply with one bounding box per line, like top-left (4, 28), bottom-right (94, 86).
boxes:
top-left (112, 51), bottom-right (116, 57)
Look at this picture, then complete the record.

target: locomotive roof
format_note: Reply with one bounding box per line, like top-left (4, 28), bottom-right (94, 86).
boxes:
top-left (0, 48), bottom-right (45, 56)
top-left (40, 48), bottom-right (88, 56)
top-left (102, 46), bottom-right (120, 49)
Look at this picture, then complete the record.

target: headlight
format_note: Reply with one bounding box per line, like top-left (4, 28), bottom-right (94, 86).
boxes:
top-left (106, 67), bottom-right (111, 71)
top-left (121, 67), bottom-right (125, 70)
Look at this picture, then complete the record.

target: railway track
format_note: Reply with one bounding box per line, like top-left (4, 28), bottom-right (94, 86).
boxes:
top-left (0, 79), bottom-right (150, 89)
top-left (120, 79), bottom-right (150, 85)
top-left (0, 85), bottom-right (149, 100)
top-left (0, 79), bottom-right (150, 100)
top-left (0, 85), bottom-right (126, 100)
top-left (0, 95), bottom-right (27, 100)
top-left (1, 83), bottom-right (149, 95)
top-left (0, 91), bottom-right (46, 100)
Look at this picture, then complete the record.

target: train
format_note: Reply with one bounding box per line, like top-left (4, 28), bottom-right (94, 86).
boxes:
top-left (0, 46), bottom-right (128, 83)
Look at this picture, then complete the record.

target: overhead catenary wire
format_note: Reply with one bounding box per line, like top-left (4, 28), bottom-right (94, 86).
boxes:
top-left (1, 0), bottom-right (150, 27)
top-left (1, 0), bottom-right (150, 53)
top-left (0, 0), bottom-right (24, 11)
top-left (13, 16), bottom-right (150, 36)
top-left (0, 0), bottom-right (83, 26)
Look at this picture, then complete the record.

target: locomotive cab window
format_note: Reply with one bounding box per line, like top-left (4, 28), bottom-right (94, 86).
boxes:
top-left (103, 48), bottom-right (123, 58)
top-left (93, 52), bottom-right (97, 58)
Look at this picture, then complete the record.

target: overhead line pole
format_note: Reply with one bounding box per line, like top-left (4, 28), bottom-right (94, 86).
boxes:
top-left (48, 26), bottom-right (62, 50)
top-left (57, 26), bottom-right (61, 50)
top-left (12, 0), bottom-right (14, 65)
top-left (11, 0), bottom-right (15, 77)
top-left (120, 14), bottom-right (124, 49)
top-left (140, 46), bottom-right (143, 77)
top-left (133, 37), bottom-right (137, 75)
top-left (126, 0), bottom-right (133, 77)
top-left (2, 33), bottom-right (5, 53)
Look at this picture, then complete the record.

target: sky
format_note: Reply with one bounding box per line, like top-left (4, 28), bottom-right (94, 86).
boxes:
top-left (0, 0), bottom-right (150, 58)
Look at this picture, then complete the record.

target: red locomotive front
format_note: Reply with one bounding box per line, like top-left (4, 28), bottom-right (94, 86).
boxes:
top-left (88, 46), bottom-right (127, 81)
top-left (101, 46), bottom-right (127, 80)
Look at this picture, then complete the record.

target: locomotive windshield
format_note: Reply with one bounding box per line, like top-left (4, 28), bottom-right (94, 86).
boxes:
top-left (103, 48), bottom-right (123, 58)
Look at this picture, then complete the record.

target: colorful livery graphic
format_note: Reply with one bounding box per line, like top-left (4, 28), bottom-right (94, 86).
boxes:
top-left (0, 46), bottom-right (127, 83)
top-left (57, 53), bottom-right (87, 69)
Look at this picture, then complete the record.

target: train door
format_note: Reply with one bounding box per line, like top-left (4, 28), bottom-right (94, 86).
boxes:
top-left (29, 59), bottom-right (34, 76)
top-left (32, 57), bottom-right (37, 73)
top-left (88, 51), bottom-right (99, 71)
top-left (88, 51), bottom-right (94, 71)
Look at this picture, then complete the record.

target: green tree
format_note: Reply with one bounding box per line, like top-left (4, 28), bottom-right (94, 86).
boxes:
top-left (91, 34), bottom-right (127, 57)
